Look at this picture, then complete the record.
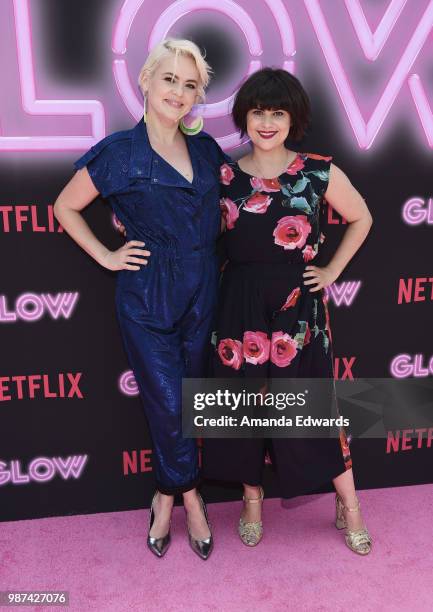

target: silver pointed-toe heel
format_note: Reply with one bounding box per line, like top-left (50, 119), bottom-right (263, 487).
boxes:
top-left (335, 494), bottom-right (372, 556)
top-left (147, 491), bottom-right (171, 558)
top-left (186, 492), bottom-right (213, 560)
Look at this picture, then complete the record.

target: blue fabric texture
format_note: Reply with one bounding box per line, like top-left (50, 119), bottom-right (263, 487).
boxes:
top-left (74, 118), bottom-right (230, 493)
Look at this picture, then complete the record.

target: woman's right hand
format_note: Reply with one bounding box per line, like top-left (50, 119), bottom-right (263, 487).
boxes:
top-left (101, 241), bottom-right (151, 271)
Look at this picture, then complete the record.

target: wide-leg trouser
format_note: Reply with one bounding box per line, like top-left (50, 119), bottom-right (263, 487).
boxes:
top-left (115, 248), bottom-right (218, 495)
top-left (202, 260), bottom-right (352, 499)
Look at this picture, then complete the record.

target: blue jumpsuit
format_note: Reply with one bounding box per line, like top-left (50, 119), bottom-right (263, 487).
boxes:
top-left (74, 117), bottom-right (229, 494)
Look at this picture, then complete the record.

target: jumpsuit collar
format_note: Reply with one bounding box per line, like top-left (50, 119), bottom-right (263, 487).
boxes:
top-left (129, 117), bottom-right (201, 190)
top-left (129, 117), bottom-right (152, 179)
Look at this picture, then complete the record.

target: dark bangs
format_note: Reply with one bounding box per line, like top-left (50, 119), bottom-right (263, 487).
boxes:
top-left (232, 68), bottom-right (311, 142)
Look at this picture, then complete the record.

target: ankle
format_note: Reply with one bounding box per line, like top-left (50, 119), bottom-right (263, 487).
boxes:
top-left (243, 485), bottom-right (262, 501)
top-left (183, 490), bottom-right (202, 511)
top-left (338, 495), bottom-right (360, 511)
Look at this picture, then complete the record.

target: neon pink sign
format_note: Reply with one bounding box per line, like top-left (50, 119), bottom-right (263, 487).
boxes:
top-left (0, 0), bottom-right (432, 151)
top-left (402, 197), bottom-right (433, 224)
top-left (119, 370), bottom-right (139, 396)
top-left (304, 0), bottom-right (433, 148)
top-left (112, 0), bottom-right (293, 149)
top-left (0, 292), bottom-right (79, 322)
top-left (0, 0), bottom-right (105, 151)
top-left (0, 455), bottom-right (88, 486)
top-left (390, 353), bottom-right (433, 377)
top-left (325, 281), bottom-right (362, 306)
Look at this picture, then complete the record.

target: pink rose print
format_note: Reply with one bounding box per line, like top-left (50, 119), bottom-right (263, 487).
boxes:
top-left (250, 176), bottom-right (263, 191)
top-left (262, 178), bottom-right (281, 191)
top-left (250, 177), bottom-right (280, 192)
top-left (319, 232), bottom-right (326, 243)
top-left (273, 215), bottom-right (311, 250)
top-left (220, 197), bottom-right (239, 230)
top-left (286, 156), bottom-right (305, 175)
top-left (306, 153), bottom-right (333, 161)
top-left (244, 193), bottom-right (272, 214)
top-left (281, 286), bottom-right (301, 311)
top-left (302, 244), bottom-right (316, 262)
top-left (322, 297), bottom-right (333, 343)
top-left (243, 331), bottom-right (270, 365)
top-left (220, 163), bottom-right (235, 185)
top-left (218, 338), bottom-right (243, 370)
top-left (270, 332), bottom-right (298, 367)
top-left (340, 429), bottom-right (352, 469)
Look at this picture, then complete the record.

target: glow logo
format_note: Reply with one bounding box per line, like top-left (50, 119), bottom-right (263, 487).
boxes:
top-left (402, 197), bottom-right (433, 225)
top-left (112, 0), bottom-right (295, 149)
top-left (0, 292), bottom-right (79, 323)
top-left (118, 369), bottom-right (139, 396)
top-left (325, 281), bottom-right (362, 306)
top-left (0, 0), bottom-right (432, 151)
top-left (390, 354), bottom-right (433, 377)
top-left (0, 455), bottom-right (88, 486)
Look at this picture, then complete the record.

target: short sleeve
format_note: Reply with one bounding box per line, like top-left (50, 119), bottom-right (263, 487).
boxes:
top-left (74, 134), bottom-right (129, 198)
top-left (213, 139), bottom-right (232, 167)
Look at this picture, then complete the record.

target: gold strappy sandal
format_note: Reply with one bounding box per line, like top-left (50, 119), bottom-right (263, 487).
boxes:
top-left (335, 494), bottom-right (372, 555)
top-left (238, 486), bottom-right (264, 547)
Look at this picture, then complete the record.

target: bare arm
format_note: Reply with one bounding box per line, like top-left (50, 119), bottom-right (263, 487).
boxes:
top-left (322, 163), bottom-right (373, 277)
top-left (53, 168), bottom-right (149, 271)
top-left (303, 163), bottom-right (373, 291)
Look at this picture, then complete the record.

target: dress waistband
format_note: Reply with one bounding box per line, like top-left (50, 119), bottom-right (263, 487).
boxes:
top-left (133, 240), bottom-right (216, 258)
top-left (228, 260), bottom-right (307, 267)
top-left (143, 242), bottom-right (216, 281)
top-left (225, 260), bottom-right (308, 279)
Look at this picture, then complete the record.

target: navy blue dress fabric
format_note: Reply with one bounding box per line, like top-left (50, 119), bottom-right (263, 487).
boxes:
top-left (74, 117), bottom-right (229, 494)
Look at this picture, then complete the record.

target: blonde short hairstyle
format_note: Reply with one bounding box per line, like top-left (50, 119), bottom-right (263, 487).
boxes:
top-left (138, 38), bottom-right (212, 103)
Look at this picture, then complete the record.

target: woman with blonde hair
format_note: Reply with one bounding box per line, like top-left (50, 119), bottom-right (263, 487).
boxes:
top-left (54, 38), bottom-right (229, 560)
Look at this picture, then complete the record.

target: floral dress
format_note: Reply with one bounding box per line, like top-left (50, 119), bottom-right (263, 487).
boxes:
top-left (202, 152), bottom-right (352, 498)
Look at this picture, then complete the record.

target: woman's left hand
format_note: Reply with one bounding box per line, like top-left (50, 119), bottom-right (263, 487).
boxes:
top-left (302, 265), bottom-right (339, 292)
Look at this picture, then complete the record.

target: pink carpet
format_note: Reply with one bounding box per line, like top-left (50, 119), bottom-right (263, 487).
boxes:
top-left (1, 484), bottom-right (432, 612)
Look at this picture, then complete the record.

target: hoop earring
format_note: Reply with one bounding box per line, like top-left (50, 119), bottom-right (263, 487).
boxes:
top-left (179, 115), bottom-right (203, 136)
top-left (143, 97), bottom-right (147, 123)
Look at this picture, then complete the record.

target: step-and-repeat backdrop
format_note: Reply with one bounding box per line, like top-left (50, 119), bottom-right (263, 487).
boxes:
top-left (1, 0), bottom-right (432, 521)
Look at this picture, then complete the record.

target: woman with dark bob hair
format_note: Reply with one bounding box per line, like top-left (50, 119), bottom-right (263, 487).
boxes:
top-left (203, 68), bottom-right (373, 555)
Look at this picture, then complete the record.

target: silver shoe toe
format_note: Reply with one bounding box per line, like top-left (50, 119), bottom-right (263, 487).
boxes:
top-left (147, 532), bottom-right (171, 558)
top-left (147, 491), bottom-right (171, 558)
top-left (186, 492), bottom-right (213, 561)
